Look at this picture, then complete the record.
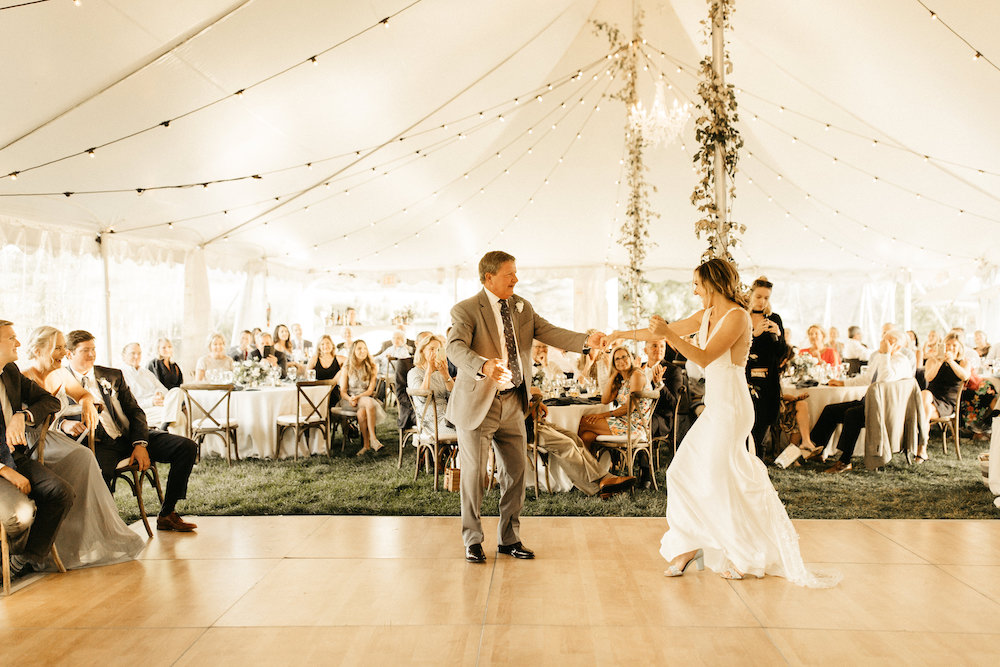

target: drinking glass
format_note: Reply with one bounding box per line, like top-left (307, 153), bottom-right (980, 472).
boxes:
top-left (287, 365), bottom-right (298, 382)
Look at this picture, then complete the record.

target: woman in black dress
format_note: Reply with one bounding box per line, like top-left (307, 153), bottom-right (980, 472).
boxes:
top-left (148, 337), bottom-right (184, 389)
top-left (307, 334), bottom-right (341, 404)
top-left (746, 277), bottom-right (790, 461)
top-left (917, 332), bottom-right (970, 463)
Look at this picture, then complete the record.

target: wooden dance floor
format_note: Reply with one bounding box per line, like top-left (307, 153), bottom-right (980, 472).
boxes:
top-left (2, 515), bottom-right (1000, 665)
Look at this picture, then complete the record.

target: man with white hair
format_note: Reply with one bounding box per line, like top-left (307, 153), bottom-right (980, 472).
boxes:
top-left (120, 342), bottom-right (185, 432)
top-left (811, 329), bottom-right (913, 473)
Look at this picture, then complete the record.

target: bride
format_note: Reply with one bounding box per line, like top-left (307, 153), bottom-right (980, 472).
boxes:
top-left (611, 259), bottom-right (838, 587)
top-left (23, 326), bottom-right (146, 569)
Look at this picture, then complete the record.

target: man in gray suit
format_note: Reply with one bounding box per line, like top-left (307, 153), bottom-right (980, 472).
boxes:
top-left (446, 251), bottom-right (604, 563)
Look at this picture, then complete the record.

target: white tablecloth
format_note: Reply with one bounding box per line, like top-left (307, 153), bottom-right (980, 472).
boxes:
top-left (192, 385), bottom-right (332, 459)
top-left (530, 402), bottom-right (607, 493)
top-left (781, 383), bottom-right (868, 457)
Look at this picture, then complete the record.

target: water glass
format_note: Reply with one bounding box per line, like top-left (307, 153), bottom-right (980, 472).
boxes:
top-left (287, 366), bottom-right (298, 382)
top-left (307, 369), bottom-right (317, 381)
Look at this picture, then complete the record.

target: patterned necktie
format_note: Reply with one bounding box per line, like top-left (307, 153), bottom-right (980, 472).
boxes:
top-left (499, 299), bottom-right (522, 387)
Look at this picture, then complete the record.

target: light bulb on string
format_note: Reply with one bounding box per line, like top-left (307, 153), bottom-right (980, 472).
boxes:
top-left (88, 148), bottom-right (96, 158)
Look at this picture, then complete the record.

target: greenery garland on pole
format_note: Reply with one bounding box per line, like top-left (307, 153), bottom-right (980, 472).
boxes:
top-left (691, 0), bottom-right (744, 263)
top-left (594, 15), bottom-right (658, 330)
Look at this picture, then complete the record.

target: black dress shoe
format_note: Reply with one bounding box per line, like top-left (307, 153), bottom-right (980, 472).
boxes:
top-left (465, 543), bottom-right (486, 563)
top-left (497, 542), bottom-right (535, 559)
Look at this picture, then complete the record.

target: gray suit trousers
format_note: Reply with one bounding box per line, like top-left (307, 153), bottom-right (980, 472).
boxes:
top-left (457, 391), bottom-right (526, 548)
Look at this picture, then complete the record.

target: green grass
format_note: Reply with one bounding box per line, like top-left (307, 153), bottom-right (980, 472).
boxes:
top-left (114, 409), bottom-right (998, 522)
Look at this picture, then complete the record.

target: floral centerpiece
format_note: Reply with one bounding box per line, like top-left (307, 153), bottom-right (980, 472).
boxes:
top-left (783, 352), bottom-right (835, 387)
top-left (233, 360), bottom-right (270, 388)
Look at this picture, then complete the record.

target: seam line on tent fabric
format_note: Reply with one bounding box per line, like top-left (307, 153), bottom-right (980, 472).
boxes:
top-left (200, 3), bottom-right (606, 247)
top-left (0, 0), bottom-right (425, 176)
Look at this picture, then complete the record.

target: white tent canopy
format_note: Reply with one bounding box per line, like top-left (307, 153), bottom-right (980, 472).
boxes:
top-left (3, 0), bottom-right (999, 275)
top-left (2, 0), bottom-right (999, 365)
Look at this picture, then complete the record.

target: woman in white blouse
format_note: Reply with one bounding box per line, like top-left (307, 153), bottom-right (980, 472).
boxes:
top-left (195, 333), bottom-right (234, 381)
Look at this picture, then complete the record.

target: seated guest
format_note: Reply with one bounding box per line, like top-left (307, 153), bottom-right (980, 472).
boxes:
top-left (0, 320), bottom-right (74, 580)
top-left (922, 330), bottom-right (943, 367)
top-left (65, 330), bottom-right (199, 531)
top-left (121, 342), bottom-right (185, 431)
top-left (23, 326), bottom-right (144, 568)
top-left (527, 387), bottom-right (634, 497)
top-left (195, 333), bottom-right (234, 381)
top-left (974, 330), bottom-right (991, 360)
top-left (335, 326), bottom-right (353, 365)
top-left (811, 329), bottom-right (912, 474)
top-left (642, 338), bottom-right (683, 442)
top-left (374, 330), bottom-right (412, 378)
top-left (828, 326), bottom-right (844, 361)
top-left (841, 326), bottom-right (871, 364)
top-left (307, 334), bottom-right (341, 382)
top-left (986, 333), bottom-right (1000, 367)
top-left (575, 341), bottom-right (611, 391)
top-left (274, 324), bottom-right (305, 376)
top-left (229, 330), bottom-right (254, 362)
top-left (250, 331), bottom-right (287, 378)
top-left (338, 340), bottom-right (385, 456)
top-left (290, 323), bottom-right (312, 360)
top-left (950, 327), bottom-right (982, 372)
top-left (775, 346), bottom-right (821, 459)
top-left (147, 337), bottom-right (184, 390)
top-left (803, 324), bottom-right (841, 369)
top-left (883, 322), bottom-right (916, 371)
top-left (530, 341), bottom-right (564, 388)
top-left (377, 326), bottom-right (414, 356)
top-left (407, 335), bottom-right (456, 440)
top-left (916, 332), bottom-right (970, 463)
top-left (578, 346), bottom-right (653, 455)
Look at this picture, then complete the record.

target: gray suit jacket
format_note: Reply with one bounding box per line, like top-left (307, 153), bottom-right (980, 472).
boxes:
top-left (446, 290), bottom-right (586, 431)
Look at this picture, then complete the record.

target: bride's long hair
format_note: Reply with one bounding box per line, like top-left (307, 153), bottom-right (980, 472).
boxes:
top-left (696, 258), bottom-right (748, 309)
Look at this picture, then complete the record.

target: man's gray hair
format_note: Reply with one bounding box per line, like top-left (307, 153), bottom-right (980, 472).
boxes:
top-left (884, 329), bottom-right (905, 346)
top-left (478, 250), bottom-right (515, 284)
top-left (847, 325), bottom-right (861, 339)
top-left (121, 342), bottom-right (140, 358)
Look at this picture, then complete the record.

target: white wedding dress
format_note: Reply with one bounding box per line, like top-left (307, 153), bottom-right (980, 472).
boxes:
top-left (660, 307), bottom-right (840, 587)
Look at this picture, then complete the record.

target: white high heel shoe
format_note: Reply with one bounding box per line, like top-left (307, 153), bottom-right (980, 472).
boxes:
top-left (664, 549), bottom-right (704, 577)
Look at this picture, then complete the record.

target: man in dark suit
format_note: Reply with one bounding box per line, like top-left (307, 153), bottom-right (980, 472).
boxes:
top-left (0, 320), bottom-right (74, 577)
top-left (446, 251), bottom-right (604, 563)
top-left (643, 338), bottom-right (684, 442)
top-left (229, 330), bottom-right (254, 362)
top-left (64, 330), bottom-right (198, 532)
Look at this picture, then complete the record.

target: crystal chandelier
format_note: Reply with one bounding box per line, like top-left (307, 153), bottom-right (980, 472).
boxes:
top-left (628, 81), bottom-right (691, 147)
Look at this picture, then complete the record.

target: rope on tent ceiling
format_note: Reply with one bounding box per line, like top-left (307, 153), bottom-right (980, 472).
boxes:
top-left (641, 41), bottom-right (1000, 179)
top-left (1, 0), bottom-right (425, 180)
top-left (7, 54), bottom-right (609, 216)
top-left (199, 2), bottom-right (598, 247)
top-left (311, 62), bottom-right (621, 269)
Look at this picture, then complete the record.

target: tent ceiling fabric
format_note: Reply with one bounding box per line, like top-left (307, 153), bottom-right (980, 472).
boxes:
top-left (2, 0), bottom-right (998, 281)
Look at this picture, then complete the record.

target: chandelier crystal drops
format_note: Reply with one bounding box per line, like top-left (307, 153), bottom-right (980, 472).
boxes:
top-left (628, 81), bottom-right (690, 147)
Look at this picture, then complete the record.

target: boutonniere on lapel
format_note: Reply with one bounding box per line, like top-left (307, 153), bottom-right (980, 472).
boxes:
top-left (515, 299), bottom-right (524, 313)
top-left (98, 377), bottom-right (115, 395)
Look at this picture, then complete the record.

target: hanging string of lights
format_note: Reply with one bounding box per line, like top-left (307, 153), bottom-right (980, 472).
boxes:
top-left (742, 112), bottom-right (1000, 226)
top-left (239, 63), bottom-right (609, 248)
top-left (5, 55), bottom-right (609, 201)
top-left (303, 68), bottom-right (613, 262)
top-left (641, 41), bottom-right (1000, 179)
top-left (320, 68), bottom-right (620, 269)
top-left (742, 154), bottom-right (976, 262)
top-left (0, 0), bottom-right (62, 12)
top-left (0, 0), bottom-right (425, 179)
top-left (916, 0), bottom-right (999, 73)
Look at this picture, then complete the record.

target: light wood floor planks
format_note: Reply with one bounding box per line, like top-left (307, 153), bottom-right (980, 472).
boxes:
top-left (3, 515), bottom-right (1000, 665)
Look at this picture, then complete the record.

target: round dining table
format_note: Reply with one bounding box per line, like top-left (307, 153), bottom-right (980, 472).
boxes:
top-left (533, 398), bottom-right (609, 493)
top-left (780, 382), bottom-right (868, 457)
top-left (192, 384), bottom-right (333, 459)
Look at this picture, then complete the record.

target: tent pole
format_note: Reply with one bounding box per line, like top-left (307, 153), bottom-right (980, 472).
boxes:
top-left (98, 234), bottom-right (113, 364)
top-left (711, 9), bottom-right (728, 249)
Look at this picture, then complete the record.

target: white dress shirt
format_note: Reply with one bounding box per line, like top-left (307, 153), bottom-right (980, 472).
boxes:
top-left (842, 338), bottom-right (872, 362)
top-left (121, 364), bottom-right (167, 411)
top-left (844, 351), bottom-right (912, 387)
top-left (483, 287), bottom-right (520, 390)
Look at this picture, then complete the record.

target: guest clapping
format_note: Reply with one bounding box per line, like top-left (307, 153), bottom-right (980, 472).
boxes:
top-left (407, 335), bottom-right (455, 439)
top-left (578, 346), bottom-right (652, 454)
top-left (339, 340), bottom-right (386, 456)
top-left (195, 333), bottom-right (234, 382)
top-left (916, 333), bottom-right (970, 463)
top-left (147, 337), bottom-right (184, 389)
